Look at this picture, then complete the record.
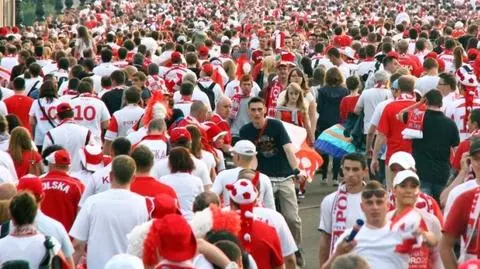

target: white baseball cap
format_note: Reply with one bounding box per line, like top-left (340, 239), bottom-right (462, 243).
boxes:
top-left (393, 170), bottom-right (420, 187)
top-left (388, 151), bottom-right (416, 170)
top-left (105, 254), bottom-right (144, 269)
top-left (230, 140), bottom-right (257, 156)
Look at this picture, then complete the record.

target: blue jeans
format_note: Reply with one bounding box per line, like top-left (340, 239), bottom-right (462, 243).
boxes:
top-left (420, 181), bottom-right (444, 202)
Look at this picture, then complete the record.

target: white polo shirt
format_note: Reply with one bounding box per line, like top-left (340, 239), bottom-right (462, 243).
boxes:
top-left (70, 189), bottom-right (149, 269)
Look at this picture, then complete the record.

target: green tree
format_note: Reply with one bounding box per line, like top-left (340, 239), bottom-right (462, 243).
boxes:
top-left (65, 0), bottom-right (73, 10)
top-left (35, 0), bottom-right (45, 21)
top-left (15, 0), bottom-right (23, 25)
top-left (79, 0), bottom-right (86, 7)
top-left (54, 0), bottom-right (63, 14)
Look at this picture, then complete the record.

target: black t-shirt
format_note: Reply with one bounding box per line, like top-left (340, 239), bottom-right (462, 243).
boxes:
top-left (411, 110), bottom-right (460, 184)
top-left (316, 86), bottom-right (349, 132)
top-left (101, 88), bottom-right (124, 115)
top-left (239, 118), bottom-right (293, 177)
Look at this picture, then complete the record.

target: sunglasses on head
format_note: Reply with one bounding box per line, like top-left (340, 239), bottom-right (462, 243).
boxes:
top-left (361, 189), bottom-right (387, 199)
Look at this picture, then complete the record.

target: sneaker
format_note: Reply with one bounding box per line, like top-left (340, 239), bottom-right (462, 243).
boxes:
top-left (295, 249), bottom-right (306, 267)
top-left (298, 191), bottom-right (305, 199)
top-left (332, 179), bottom-right (339, 186)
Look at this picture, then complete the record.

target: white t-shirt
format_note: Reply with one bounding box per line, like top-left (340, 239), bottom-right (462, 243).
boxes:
top-left (173, 89), bottom-right (212, 111)
top-left (0, 87), bottom-right (14, 101)
top-left (163, 66), bottom-right (196, 92)
top-left (29, 98), bottom-right (61, 146)
top-left (137, 137), bottom-right (168, 164)
top-left (70, 189), bottom-right (149, 269)
top-left (0, 56), bottom-right (18, 71)
top-left (370, 99), bottom-right (393, 160)
top-left (355, 88), bottom-right (392, 133)
top-left (0, 150), bottom-right (18, 183)
top-left (311, 55), bottom-right (334, 70)
top-left (105, 105), bottom-right (145, 141)
top-left (68, 94), bottom-right (111, 141)
top-left (338, 62), bottom-right (352, 79)
top-left (159, 173), bottom-right (204, 220)
top-left (212, 167), bottom-right (275, 210)
top-left (173, 101), bottom-right (193, 117)
top-left (197, 77), bottom-right (224, 106)
top-left (24, 77), bottom-right (43, 96)
top-left (151, 155), bottom-right (212, 187)
top-left (356, 60), bottom-right (376, 80)
top-left (224, 80), bottom-right (261, 99)
top-left (444, 180), bottom-right (479, 218)
top-left (415, 75), bottom-right (440, 96)
top-left (201, 150), bottom-right (216, 172)
top-left (92, 62), bottom-right (120, 77)
top-left (445, 97), bottom-right (480, 141)
top-left (79, 163), bottom-right (112, 206)
top-left (318, 191), bottom-right (365, 233)
top-left (335, 222), bottom-right (409, 269)
top-left (442, 91), bottom-right (457, 113)
top-left (126, 126), bottom-right (148, 145)
top-left (0, 233), bottom-right (61, 268)
top-left (253, 207), bottom-right (298, 256)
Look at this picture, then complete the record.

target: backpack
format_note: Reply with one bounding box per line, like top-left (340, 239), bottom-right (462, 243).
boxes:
top-left (197, 82), bottom-right (216, 110)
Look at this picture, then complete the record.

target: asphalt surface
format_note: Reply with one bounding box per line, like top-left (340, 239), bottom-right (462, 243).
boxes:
top-left (297, 178), bottom-right (337, 269)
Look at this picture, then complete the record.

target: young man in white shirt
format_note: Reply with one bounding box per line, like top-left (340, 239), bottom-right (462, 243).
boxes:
top-left (68, 80), bottom-right (111, 143)
top-left (318, 153), bottom-right (368, 268)
top-left (173, 82), bottom-right (195, 117)
top-left (322, 181), bottom-right (412, 269)
top-left (104, 88), bottom-right (144, 154)
top-left (415, 58), bottom-right (440, 96)
top-left (134, 119), bottom-right (168, 164)
top-left (92, 49), bottom-right (120, 77)
top-left (212, 140), bottom-right (275, 210)
top-left (70, 155), bottom-right (149, 269)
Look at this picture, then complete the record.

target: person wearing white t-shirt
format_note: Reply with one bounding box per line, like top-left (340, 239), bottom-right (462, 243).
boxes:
top-left (318, 153), bottom-right (368, 267)
top-left (224, 79), bottom-right (261, 99)
top-left (79, 137), bottom-right (131, 206)
top-left (68, 81), bottom-right (111, 143)
top-left (322, 181), bottom-right (410, 269)
top-left (415, 59), bottom-right (440, 96)
top-left (151, 127), bottom-right (212, 189)
top-left (29, 86), bottom-right (61, 151)
top-left (0, 192), bottom-right (62, 268)
top-left (212, 140), bottom-right (275, 210)
top-left (158, 147), bottom-right (204, 220)
top-left (354, 70), bottom-right (393, 134)
top-left (173, 82), bottom-right (195, 117)
top-left (92, 49), bottom-right (120, 77)
top-left (104, 88), bottom-right (144, 154)
top-left (327, 48), bottom-right (351, 79)
top-left (173, 74), bottom-right (213, 112)
top-left (0, 150), bottom-right (18, 183)
top-left (70, 156), bottom-right (149, 269)
top-left (135, 119), bottom-right (168, 164)
top-left (437, 73), bottom-right (457, 113)
top-left (388, 170), bottom-right (442, 269)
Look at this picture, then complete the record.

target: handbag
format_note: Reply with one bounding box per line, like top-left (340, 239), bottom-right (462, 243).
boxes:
top-left (39, 236), bottom-right (68, 269)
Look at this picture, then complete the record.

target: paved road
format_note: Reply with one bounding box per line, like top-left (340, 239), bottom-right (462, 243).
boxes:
top-left (297, 178), bottom-right (336, 269)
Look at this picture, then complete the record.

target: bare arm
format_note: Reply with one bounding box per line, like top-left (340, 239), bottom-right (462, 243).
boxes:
top-left (284, 253), bottom-right (296, 269)
top-left (309, 100), bottom-right (317, 140)
top-left (101, 120), bottom-right (109, 130)
top-left (72, 239), bottom-right (86, 265)
top-left (197, 239), bottom-right (231, 268)
top-left (274, 264), bottom-right (286, 269)
top-left (365, 124), bottom-right (377, 157)
top-left (440, 152), bottom-right (469, 207)
top-left (103, 140), bottom-right (112, 155)
top-left (370, 132), bottom-right (386, 185)
top-left (440, 234), bottom-right (458, 269)
top-left (321, 240), bottom-right (356, 269)
top-left (303, 112), bottom-right (314, 144)
top-left (283, 143), bottom-right (299, 171)
top-left (318, 231), bottom-right (332, 268)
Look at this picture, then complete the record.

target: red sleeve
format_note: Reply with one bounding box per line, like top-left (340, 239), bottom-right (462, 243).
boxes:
top-left (107, 116), bottom-right (119, 132)
top-left (443, 189), bottom-right (475, 236)
top-left (339, 97), bottom-right (348, 123)
top-left (34, 151), bottom-right (42, 163)
top-left (377, 105), bottom-right (390, 136)
top-left (453, 140), bottom-right (470, 171)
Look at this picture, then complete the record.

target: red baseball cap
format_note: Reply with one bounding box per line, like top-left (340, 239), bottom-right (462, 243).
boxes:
top-left (17, 175), bottom-right (43, 196)
top-left (201, 63), bottom-right (214, 76)
top-left (157, 214), bottom-right (197, 262)
top-left (171, 51), bottom-right (182, 62)
top-left (46, 149), bottom-right (71, 165)
top-left (169, 127), bottom-right (192, 144)
top-left (56, 102), bottom-right (72, 114)
top-left (203, 121), bottom-right (227, 142)
top-left (198, 45), bottom-right (209, 57)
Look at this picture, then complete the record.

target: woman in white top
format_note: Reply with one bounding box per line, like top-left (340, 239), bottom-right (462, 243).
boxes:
top-left (75, 26), bottom-right (95, 59)
top-left (29, 80), bottom-right (60, 152)
top-left (187, 125), bottom-right (217, 179)
top-left (0, 192), bottom-right (63, 268)
top-left (159, 147), bottom-right (204, 220)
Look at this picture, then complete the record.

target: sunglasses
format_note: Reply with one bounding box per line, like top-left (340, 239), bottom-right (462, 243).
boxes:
top-left (361, 189), bottom-right (387, 199)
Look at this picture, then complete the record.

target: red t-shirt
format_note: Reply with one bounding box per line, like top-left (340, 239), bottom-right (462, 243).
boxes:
top-left (377, 100), bottom-right (415, 162)
top-left (443, 188), bottom-right (480, 255)
top-left (339, 95), bottom-right (360, 123)
top-left (4, 95), bottom-right (34, 133)
top-left (131, 176), bottom-right (177, 199)
top-left (41, 171), bottom-right (85, 231)
top-left (10, 150), bottom-right (42, 178)
top-left (211, 113), bottom-right (232, 145)
top-left (249, 220), bottom-right (284, 269)
top-left (453, 139), bottom-right (471, 171)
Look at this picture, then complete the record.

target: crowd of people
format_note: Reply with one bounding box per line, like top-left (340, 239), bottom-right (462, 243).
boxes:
top-left (0, 0), bottom-right (480, 268)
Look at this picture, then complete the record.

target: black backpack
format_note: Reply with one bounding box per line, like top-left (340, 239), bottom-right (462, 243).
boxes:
top-left (197, 82), bottom-right (216, 110)
top-left (39, 236), bottom-right (64, 269)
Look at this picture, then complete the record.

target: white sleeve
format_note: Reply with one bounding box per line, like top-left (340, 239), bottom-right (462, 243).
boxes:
top-left (57, 223), bottom-right (75, 257)
top-left (319, 194), bottom-right (334, 233)
top-left (42, 131), bottom-right (53, 151)
top-left (100, 102), bottom-right (111, 122)
top-left (333, 228), bottom-right (351, 252)
top-left (213, 85), bottom-right (223, 106)
top-left (355, 92), bottom-right (365, 111)
top-left (370, 104), bottom-right (383, 127)
top-left (196, 160), bottom-right (213, 186)
top-left (261, 175), bottom-right (276, 211)
top-left (79, 176), bottom-right (96, 207)
top-left (69, 201), bottom-right (91, 241)
top-left (28, 100), bottom-right (38, 117)
top-left (253, 82), bottom-right (261, 96)
top-left (211, 172), bottom-right (224, 195)
top-left (277, 214), bottom-right (298, 256)
top-left (443, 186), bottom-right (460, 219)
top-left (0, 101), bottom-right (7, 116)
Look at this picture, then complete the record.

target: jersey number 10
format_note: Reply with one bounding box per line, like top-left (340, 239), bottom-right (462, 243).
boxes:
top-left (73, 105), bottom-right (97, 121)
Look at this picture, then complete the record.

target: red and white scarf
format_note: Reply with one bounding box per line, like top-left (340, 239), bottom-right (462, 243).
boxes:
top-left (265, 80), bottom-right (285, 117)
top-left (390, 207), bottom-right (425, 254)
top-left (330, 185), bottom-right (349, 253)
top-left (463, 186), bottom-right (480, 262)
top-left (230, 90), bottom-right (251, 120)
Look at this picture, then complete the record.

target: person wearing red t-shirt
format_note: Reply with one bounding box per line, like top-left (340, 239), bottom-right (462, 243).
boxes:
top-left (371, 75), bottom-right (416, 188)
top-left (41, 149), bottom-right (85, 231)
top-left (130, 145), bottom-right (178, 218)
top-left (4, 77), bottom-right (34, 133)
top-left (441, 140), bottom-right (480, 268)
top-left (226, 179), bottom-right (285, 269)
top-left (339, 76), bottom-right (361, 123)
top-left (452, 108), bottom-right (480, 172)
top-left (8, 127), bottom-right (42, 178)
top-left (212, 96), bottom-right (233, 151)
